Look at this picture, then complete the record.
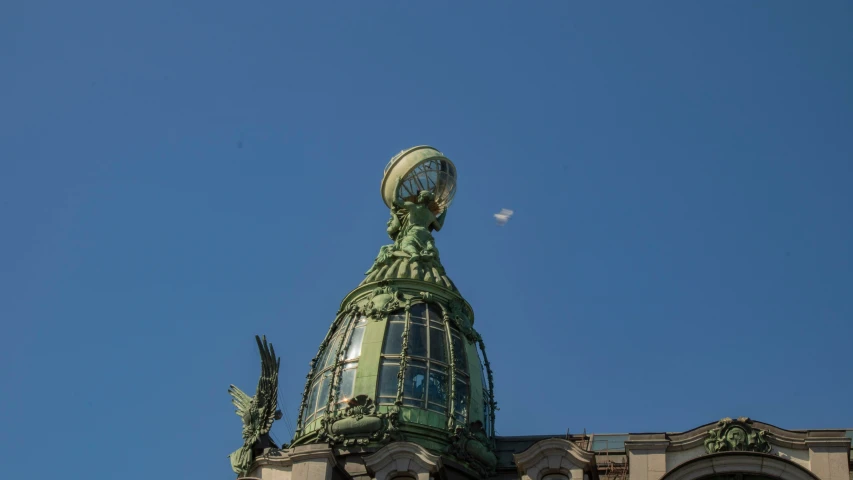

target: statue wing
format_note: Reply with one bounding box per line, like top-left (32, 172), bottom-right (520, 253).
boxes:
top-left (254, 335), bottom-right (280, 436)
top-left (229, 384), bottom-right (252, 420)
top-left (228, 383), bottom-right (259, 443)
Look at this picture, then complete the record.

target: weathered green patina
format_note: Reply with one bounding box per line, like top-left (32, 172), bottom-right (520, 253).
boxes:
top-left (704, 417), bottom-right (771, 454)
top-left (288, 147), bottom-right (497, 477)
top-left (227, 336), bottom-right (283, 476)
top-left (448, 420), bottom-right (498, 476)
top-left (316, 395), bottom-right (400, 446)
top-left (364, 185), bottom-right (455, 291)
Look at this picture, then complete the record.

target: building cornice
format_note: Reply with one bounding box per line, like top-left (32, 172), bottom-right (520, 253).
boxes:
top-left (288, 444), bottom-right (337, 464)
top-left (631, 418), bottom-right (851, 452)
top-left (661, 452), bottom-right (821, 480)
top-left (250, 451), bottom-right (293, 469)
top-left (514, 437), bottom-right (595, 471)
top-left (803, 437), bottom-right (852, 448)
top-left (364, 442), bottom-right (443, 478)
top-left (625, 441), bottom-right (671, 452)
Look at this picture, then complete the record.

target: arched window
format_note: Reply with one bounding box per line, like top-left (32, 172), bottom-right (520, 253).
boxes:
top-left (451, 330), bottom-right (469, 423)
top-left (336, 316), bottom-right (367, 406)
top-left (377, 303), bottom-right (468, 421)
top-left (303, 315), bottom-right (367, 425)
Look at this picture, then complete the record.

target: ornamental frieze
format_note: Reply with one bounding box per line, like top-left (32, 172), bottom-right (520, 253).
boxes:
top-left (704, 417), bottom-right (770, 454)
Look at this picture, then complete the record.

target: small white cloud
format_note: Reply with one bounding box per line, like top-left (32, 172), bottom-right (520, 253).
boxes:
top-left (494, 208), bottom-right (514, 226)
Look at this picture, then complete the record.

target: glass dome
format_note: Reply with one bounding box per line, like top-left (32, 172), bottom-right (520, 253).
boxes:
top-left (375, 303), bottom-right (468, 421)
top-left (296, 301), bottom-right (494, 440)
top-left (301, 315), bottom-right (368, 426)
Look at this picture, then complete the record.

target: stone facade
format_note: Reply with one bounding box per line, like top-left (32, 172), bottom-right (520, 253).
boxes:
top-left (241, 419), bottom-right (851, 480)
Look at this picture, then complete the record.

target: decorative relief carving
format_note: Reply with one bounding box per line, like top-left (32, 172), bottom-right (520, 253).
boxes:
top-left (317, 395), bottom-right (400, 447)
top-left (444, 298), bottom-right (476, 340)
top-left (447, 420), bottom-right (498, 477)
top-left (704, 417), bottom-right (770, 454)
top-left (363, 285), bottom-right (403, 319)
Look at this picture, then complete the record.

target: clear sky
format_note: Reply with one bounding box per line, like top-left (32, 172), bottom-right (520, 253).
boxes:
top-left (2, 2), bottom-right (851, 479)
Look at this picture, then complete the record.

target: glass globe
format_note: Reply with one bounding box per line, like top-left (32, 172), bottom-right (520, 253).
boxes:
top-left (381, 146), bottom-right (457, 213)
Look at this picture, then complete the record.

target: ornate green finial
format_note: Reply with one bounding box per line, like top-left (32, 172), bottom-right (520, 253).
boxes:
top-left (704, 417), bottom-right (770, 454)
top-left (364, 146), bottom-right (458, 290)
top-left (227, 336), bottom-right (284, 476)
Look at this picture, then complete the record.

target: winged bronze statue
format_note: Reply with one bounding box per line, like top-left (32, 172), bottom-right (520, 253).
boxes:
top-left (228, 335), bottom-right (283, 476)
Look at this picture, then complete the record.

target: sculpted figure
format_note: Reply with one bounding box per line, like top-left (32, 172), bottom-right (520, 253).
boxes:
top-left (365, 182), bottom-right (448, 276)
top-left (364, 213), bottom-right (402, 275)
top-left (392, 188), bottom-right (446, 258)
top-left (228, 336), bottom-right (283, 476)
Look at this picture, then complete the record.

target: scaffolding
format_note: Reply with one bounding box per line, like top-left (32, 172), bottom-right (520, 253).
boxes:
top-left (568, 428), bottom-right (591, 451)
top-left (596, 437), bottom-right (629, 480)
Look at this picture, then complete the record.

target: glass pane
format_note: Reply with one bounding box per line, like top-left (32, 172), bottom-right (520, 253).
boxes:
top-left (430, 328), bottom-right (447, 363)
top-left (315, 347), bottom-right (329, 371)
top-left (412, 174), bottom-right (429, 192)
top-left (403, 362), bottom-right (427, 407)
top-left (378, 362), bottom-right (400, 398)
top-left (426, 170), bottom-right (438, 188)
top-left (454, 379), bottom-right (469, 422)
top-left (435, 169), bottom-right (447, 190)
top-left (345, 320), bottom-right (366, 360)
top-left (590, 435), bottom-right (629, 451)
top-left (427, 369), bottom-right (448, 409)
top-left (452, 335), bottom-right (467, 371)
top-left (316, 374), bottom-right (331, 413)
top-left (306, 381), bottom-right (320, 419)
top-left (323, 335), bottom-right (341, 368)
top-left (337, 366), bottom-right (357, 402)
top-left (408, 323), bottom-right (427, 357)
top-left (409, 303), bottom-right (426, 319)
top-left (427, 304), bottom-right (444, 323)
top-left (436, 172), bottom-right (452, 201)
top-left (383, 321), bottom-right (405, 355)
top-left (403, 179), bottom-right (419, 198)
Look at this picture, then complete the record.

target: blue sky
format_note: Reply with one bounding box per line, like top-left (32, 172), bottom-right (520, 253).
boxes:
top-left (2, 2), bottom-right (852, 479)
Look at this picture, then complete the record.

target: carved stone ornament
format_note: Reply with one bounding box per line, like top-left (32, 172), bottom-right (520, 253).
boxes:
top-left (445, 299), bottom-right (476, 340)
top-left (446, 420), bottom-right (498, 477)
top-left (363, 285), bottom-right (403, 319)
top-left (704, 417), bottom-right (771, 454)
top-left (317, 395), bottom-right (401, 447)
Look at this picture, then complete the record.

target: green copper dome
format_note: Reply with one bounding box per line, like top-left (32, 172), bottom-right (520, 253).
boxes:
top-left (291, 147), bottom-right (497, 475)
